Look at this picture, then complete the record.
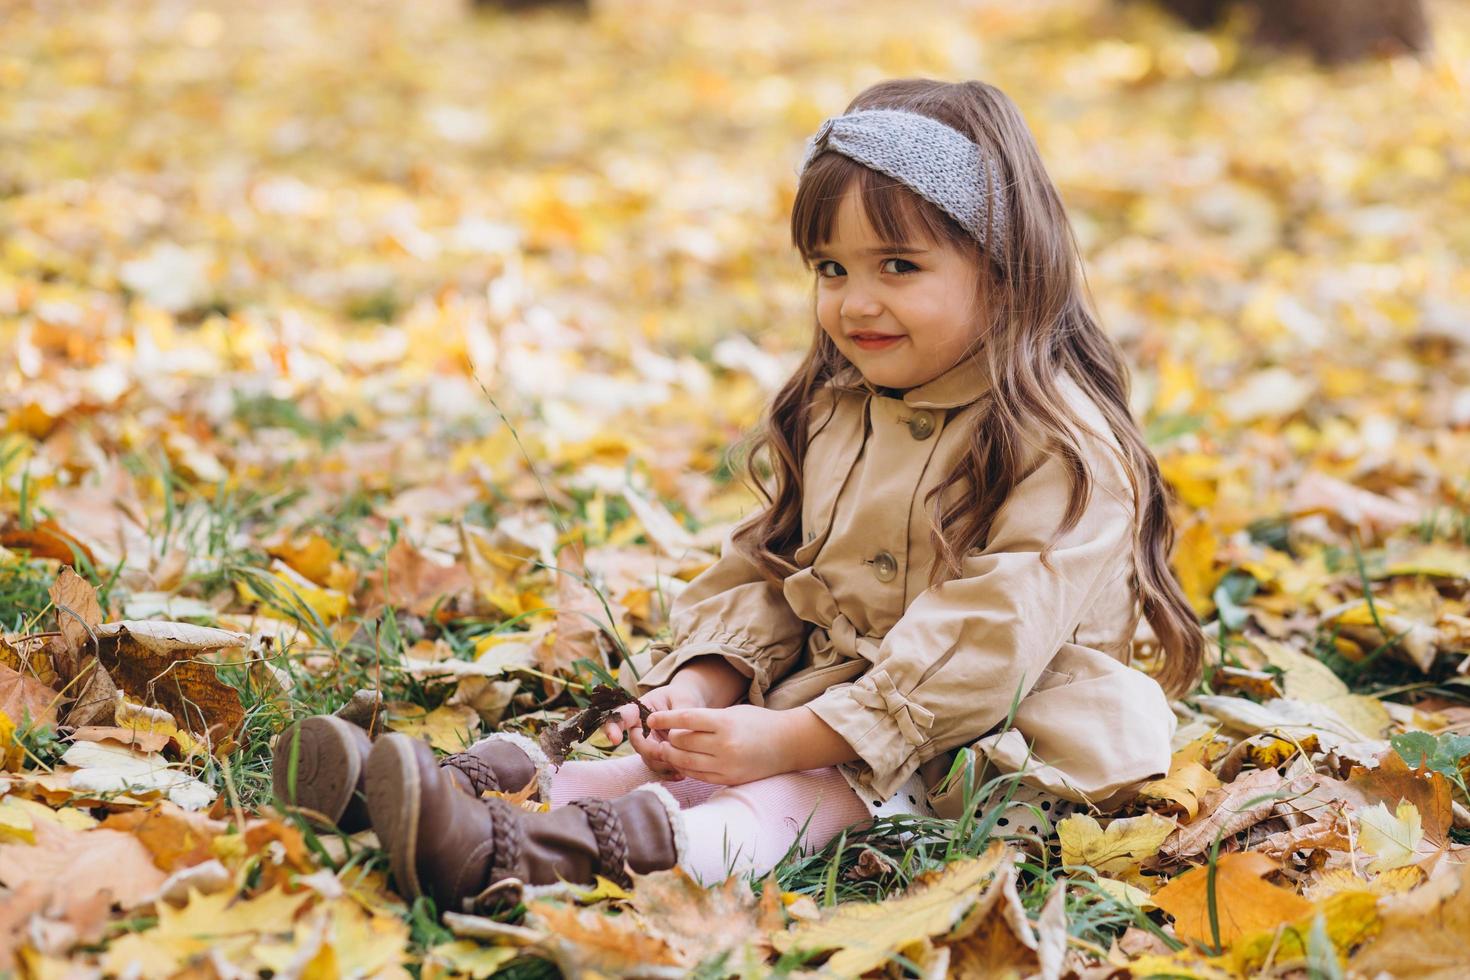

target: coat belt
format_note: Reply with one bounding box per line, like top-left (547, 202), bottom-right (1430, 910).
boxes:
top-left (781, 565), bottom-right (934, 747)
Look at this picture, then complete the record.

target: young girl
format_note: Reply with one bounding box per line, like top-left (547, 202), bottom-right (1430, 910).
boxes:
top-left (272, 77), bottom-right (1204, 914)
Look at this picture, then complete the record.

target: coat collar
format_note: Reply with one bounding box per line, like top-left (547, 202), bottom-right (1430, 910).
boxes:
top-left (827, 354), bottom-right (994, 410)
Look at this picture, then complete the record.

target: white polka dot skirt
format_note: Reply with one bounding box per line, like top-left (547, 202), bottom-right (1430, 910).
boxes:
top-left (841, 765), bottom-right (1078, 839)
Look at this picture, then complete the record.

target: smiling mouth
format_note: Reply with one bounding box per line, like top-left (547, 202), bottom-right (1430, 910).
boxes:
top-left (851, 334), bottom-right (905, 349)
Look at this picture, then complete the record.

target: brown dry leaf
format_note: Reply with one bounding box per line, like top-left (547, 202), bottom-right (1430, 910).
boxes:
top-left (48, 565), bottom-right (102, 673)
top-left (772, 841), bottom-right (1012, 976)
top-left (1257, 809), bottom-right (1351, 861)
top-left (1160, 767), bottom-right (1288, 861)
top-left (358, 538), bottom-right (474, 620)
top-left (942, 860), bottom-right (1043, 980)
top-left (1151, 851), bottom-right (1313, 948)
top-left (1347, 856), bottom-right (1470, 979)
top-left (628, 866), bottom-right (767, 966)
top-left (539, 541), bottom-right (628, 681)
top-left (527, 900), bottom-right (684, 978)
top-left (0, 662), bottom-right (65, 729)
top-left (1342, 749), bottom-right (1453, 849)
top-left (95, 621), bottom-right (247, 747)
top-left (62, 655), bottom-right (119, 727)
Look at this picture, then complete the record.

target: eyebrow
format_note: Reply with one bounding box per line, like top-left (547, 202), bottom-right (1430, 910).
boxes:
top-left (808, 245), bottom-right (931, 258)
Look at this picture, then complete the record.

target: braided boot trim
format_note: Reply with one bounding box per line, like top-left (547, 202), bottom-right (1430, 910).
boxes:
top-left (460, 797), bottom-right (526, 912)
top-left (441, 752), bottom-right (501, 796)
top-left (569, 798), bottom-right (632, 889)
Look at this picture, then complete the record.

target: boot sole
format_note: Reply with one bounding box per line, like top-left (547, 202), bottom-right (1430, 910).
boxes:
top-left (271, 716), bottom-right (360, 826)
top-left (365, 734), bottom-right (423, 900)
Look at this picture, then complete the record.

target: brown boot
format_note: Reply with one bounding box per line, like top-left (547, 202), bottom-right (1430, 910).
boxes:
top-left (272, 718), bottom-right (551, 833)
top-left (364, 732), bottom-right (685, 912)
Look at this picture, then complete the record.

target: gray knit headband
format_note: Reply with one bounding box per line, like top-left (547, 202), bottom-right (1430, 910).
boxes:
top-left (799, 108), bottom-right (1007, 256)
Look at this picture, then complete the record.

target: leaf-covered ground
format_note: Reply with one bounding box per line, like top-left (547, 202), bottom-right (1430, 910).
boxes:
top-left (3, 0), bottom-right (1470, 976)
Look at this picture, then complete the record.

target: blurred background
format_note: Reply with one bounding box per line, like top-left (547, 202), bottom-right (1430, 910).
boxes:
top-left (1, 0), bottom-right (1467, 658)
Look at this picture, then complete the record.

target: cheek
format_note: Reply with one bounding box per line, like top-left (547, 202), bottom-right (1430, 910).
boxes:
top-left (815, 291), bottom-right (842, 336)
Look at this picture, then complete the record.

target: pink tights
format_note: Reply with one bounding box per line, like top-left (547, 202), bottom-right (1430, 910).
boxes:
top-left (549, 754), bottom-right (871, 883)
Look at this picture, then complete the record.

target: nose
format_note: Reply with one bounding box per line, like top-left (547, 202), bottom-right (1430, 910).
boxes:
top-left (840, 285), bottom-right (883, 321)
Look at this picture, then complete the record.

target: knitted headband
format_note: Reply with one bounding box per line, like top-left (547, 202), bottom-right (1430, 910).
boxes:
top-left (799, 107), bottom-right (1008, 257)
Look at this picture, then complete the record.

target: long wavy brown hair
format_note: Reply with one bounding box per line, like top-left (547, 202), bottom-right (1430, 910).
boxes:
top-left (726, 78), bottom-right (1203, 698)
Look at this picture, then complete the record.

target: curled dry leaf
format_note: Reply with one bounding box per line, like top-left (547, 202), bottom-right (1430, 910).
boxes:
top-left (539, 684), bottom-right (652, 766)
top-left (48, 565), bottom-right (102, 675)
top-left (95, 621), bottom-right (248, 748)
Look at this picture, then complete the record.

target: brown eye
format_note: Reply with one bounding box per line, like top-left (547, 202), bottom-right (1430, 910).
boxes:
top-left (814, 260), bottom-right (845, 278)
top-left (883, 258), bottom-right (919, 274)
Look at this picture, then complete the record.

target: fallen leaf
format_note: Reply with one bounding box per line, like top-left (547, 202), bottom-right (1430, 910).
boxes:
top-left (1359, 801), bottom-right (1425, 872)
top-left (384, 701), bottom-right (480, 752)
top-left (1138, 745), bottom-right (1222, 821)
top-left (60, 740), bottom-right (218, 810)
top-left (95, 621), bottom-right (248, 747)
top-left (1059, 812), bottom-right (1177, 885)
top-left (1160, 768), bottom-right (1288, 860)
top-left (358, 538), bottom-right (474, 620)
top-left (1348, 855), bottom-right (1470, 979)
top-left (538, 541), bottom-right (627, 682)
top-left (0, 819), bottom-right (168, 913)
top-left (629, 866), bottom-right (767, 966)
top-left (48, 565), bottom-right (101, 671)
top-left (527, 900), bottom-right (683, 978)
top-left (773, 841), bottom-right (1012, 976)
top-left (1151, 852), bottom-right (1313, 948)
top-left (0, 663), bottom-right (64, 729)
top-left (942, 860), bottom-right (1044, 979)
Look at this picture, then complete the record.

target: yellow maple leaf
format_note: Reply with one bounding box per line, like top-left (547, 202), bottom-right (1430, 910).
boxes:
top-left (384, 701), bottom-right (481, 752)
top-left (1358, 801), bottom-right (1424, 873)
top-left (424, 941), bottom-right (518, 980)
top-left (1058, 812), bottom-right (1176, 885)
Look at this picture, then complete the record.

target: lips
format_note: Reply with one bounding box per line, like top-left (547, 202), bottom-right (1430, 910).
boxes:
top-left (850, 333), bottom-right (905, 350)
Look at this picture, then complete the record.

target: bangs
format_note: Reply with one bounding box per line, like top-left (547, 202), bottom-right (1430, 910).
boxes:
top-left (791, 152), bottom-right (971, 263)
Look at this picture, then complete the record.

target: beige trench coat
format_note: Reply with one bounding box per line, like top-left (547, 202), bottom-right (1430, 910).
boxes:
top-left (623, 354), bottom-right (1175, 815)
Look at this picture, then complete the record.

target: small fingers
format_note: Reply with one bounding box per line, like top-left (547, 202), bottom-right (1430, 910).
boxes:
top-left (656, 743), bottom-right (715, 772)
top-left (648, 708), bottom-right (716, 732)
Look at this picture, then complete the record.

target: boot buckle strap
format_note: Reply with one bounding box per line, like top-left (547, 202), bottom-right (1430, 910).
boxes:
top-left (466, 876), bottom-right (525, 913)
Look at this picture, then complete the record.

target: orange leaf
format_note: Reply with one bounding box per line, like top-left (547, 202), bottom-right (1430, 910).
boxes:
top-left (1151, 851), bottom-right (1312, 948)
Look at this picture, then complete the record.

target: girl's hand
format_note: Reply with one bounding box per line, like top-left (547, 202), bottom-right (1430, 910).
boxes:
top-left (601, 684), bottom-right (699, 777)
top-left (644, 704), bottom-right (796, 785)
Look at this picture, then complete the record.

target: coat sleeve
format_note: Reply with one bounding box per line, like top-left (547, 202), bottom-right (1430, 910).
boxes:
top-left (805, 432), bottom-right (1141, 800)
top-left (630, 516), bottom-right (809, 705)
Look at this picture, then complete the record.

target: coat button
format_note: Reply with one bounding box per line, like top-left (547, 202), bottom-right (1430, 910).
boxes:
top-left (872, 550), bottom-right (898, 582)
top-left (906, 410), bottom-right (936, 440)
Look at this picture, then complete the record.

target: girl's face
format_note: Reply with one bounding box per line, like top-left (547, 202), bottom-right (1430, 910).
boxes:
top-left (810, 185), bottom-right (985, 391)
